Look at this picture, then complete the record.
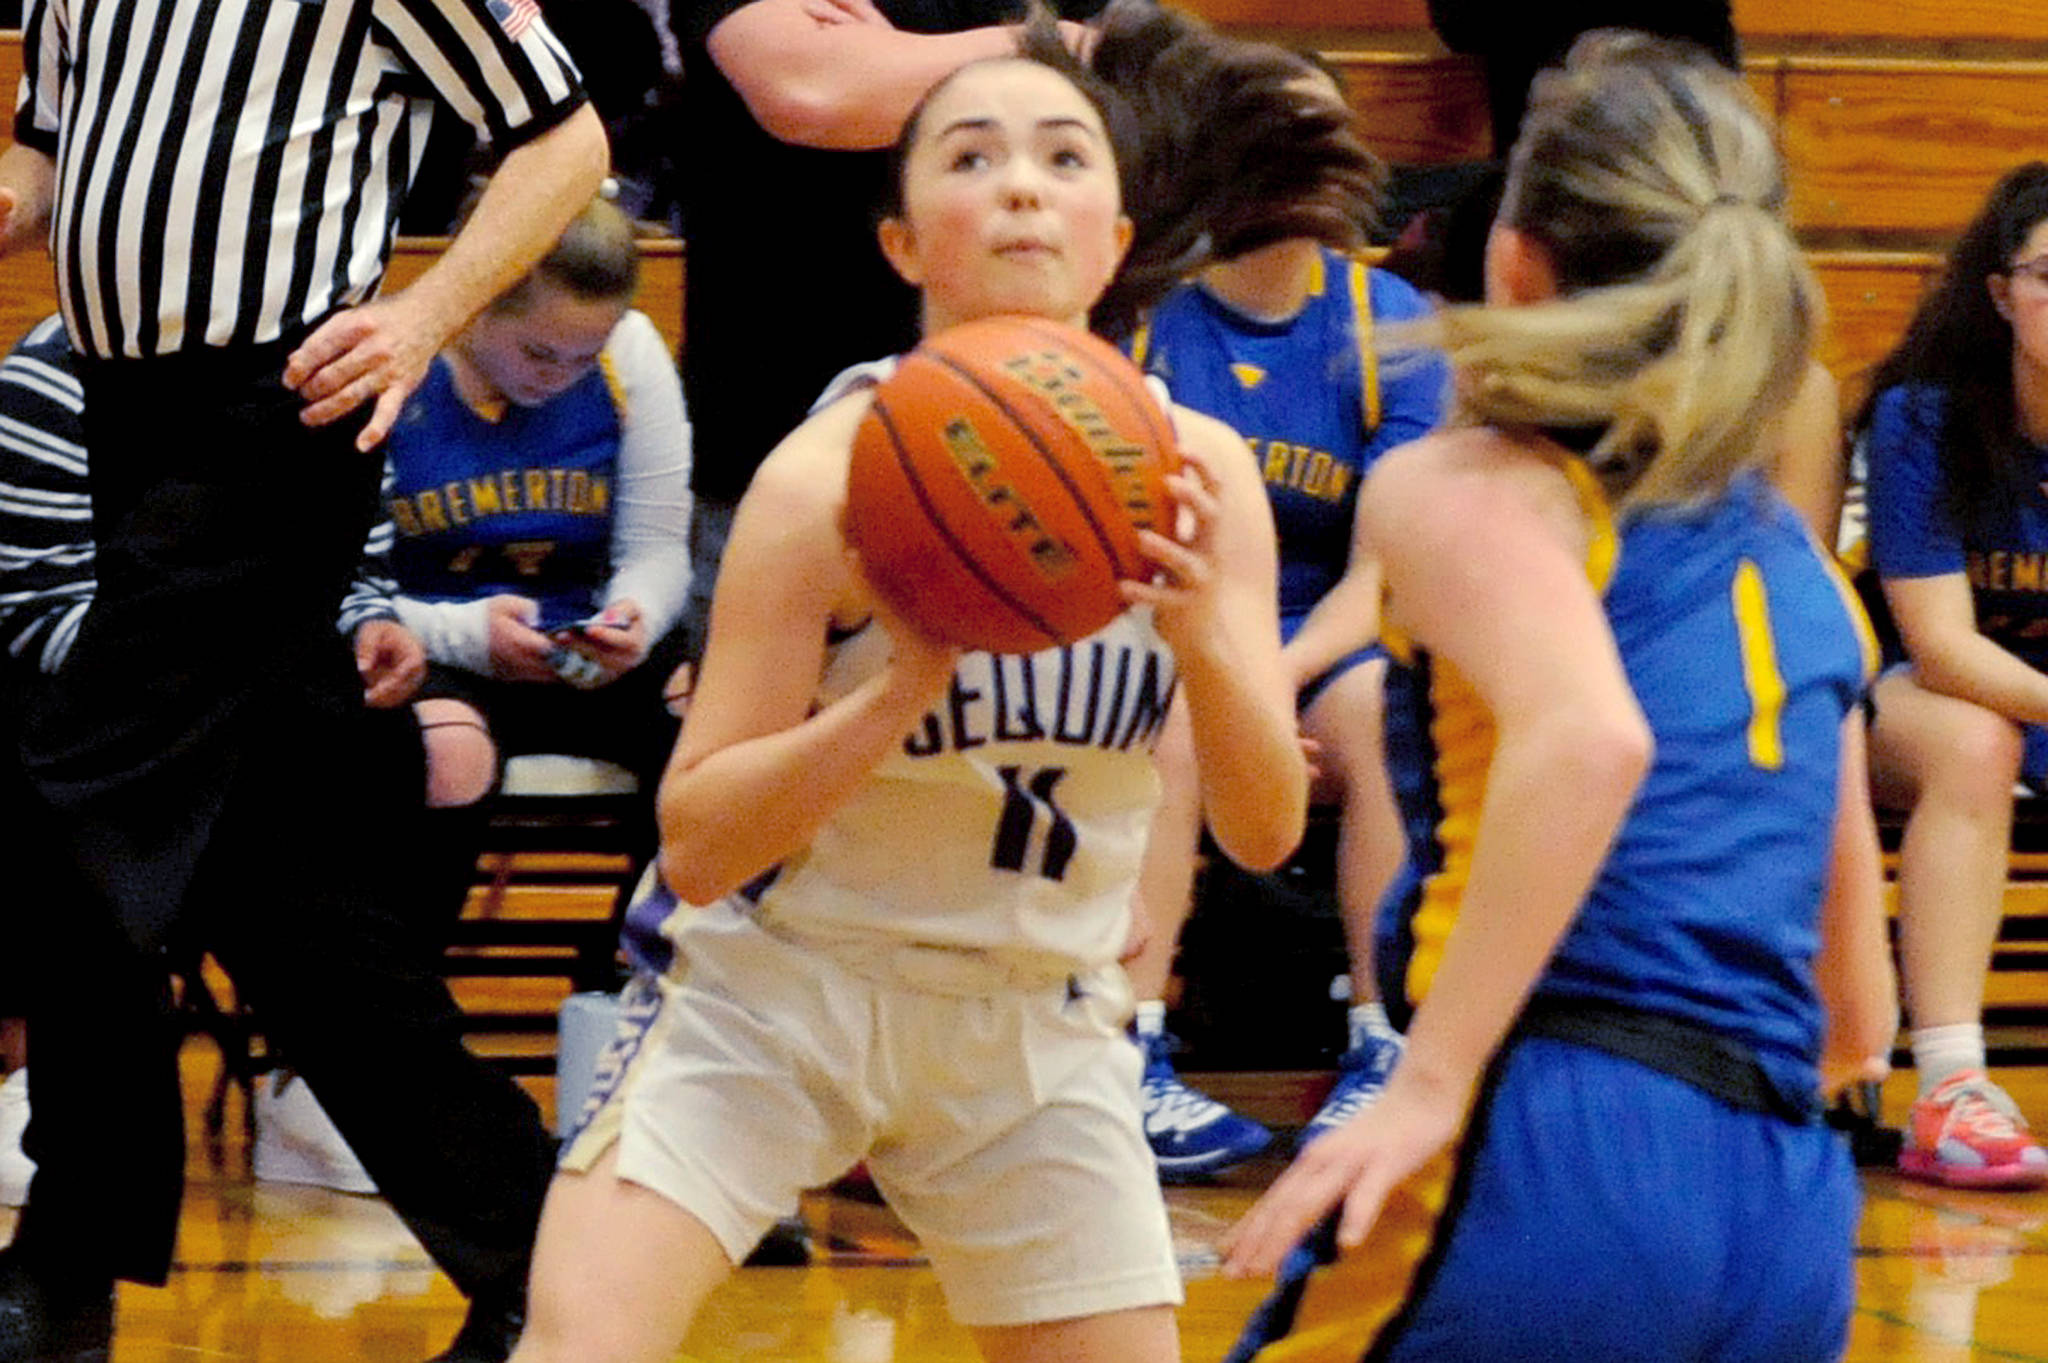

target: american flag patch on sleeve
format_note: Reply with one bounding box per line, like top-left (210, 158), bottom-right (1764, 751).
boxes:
top-left (488, 0), bottom-right (539, 40)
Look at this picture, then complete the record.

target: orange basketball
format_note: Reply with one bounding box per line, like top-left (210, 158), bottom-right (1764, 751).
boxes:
top-left (846, 315), bottom-right (1180, 654)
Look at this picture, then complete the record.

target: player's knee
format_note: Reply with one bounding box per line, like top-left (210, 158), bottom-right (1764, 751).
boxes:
top-left (1304, 659), bottom-right (1389, 793)
top-left (414, 699), bottom-right (497, 807)
top-left (1924, 701), bottom-right (2024, 805)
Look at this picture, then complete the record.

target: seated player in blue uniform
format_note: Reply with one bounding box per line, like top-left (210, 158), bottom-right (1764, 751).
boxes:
top-left (1858, 162), bottom-right (2048, 1189)
top-left (1121, 85), bottom-right (1447, 1176)
top-left (365, 193), bottom-right (692, 882)
top-left (1219, 33), bottom-right (1899, 1363)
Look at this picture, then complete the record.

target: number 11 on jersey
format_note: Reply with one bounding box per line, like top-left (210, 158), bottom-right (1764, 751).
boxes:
top-left (992, 765), bottom-right (1075, 881)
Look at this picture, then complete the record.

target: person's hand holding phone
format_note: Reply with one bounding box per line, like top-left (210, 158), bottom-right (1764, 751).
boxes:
top-left (485, 595), bottom-right (564, 682)
top-left (550, 599), bottom-right (649, 689)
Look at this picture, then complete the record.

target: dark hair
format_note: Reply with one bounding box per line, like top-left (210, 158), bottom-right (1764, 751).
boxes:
top-left (1853, 162), bottom-right (2048, 534)
top-left (1083, 0), bottom-right (1381, 338)
top-left (1379, 164), bottom-right (1505, 304)
top-left (488, 193), bottom-right (642, 315)
top-left (876, 0), bottom-right (1381, 342)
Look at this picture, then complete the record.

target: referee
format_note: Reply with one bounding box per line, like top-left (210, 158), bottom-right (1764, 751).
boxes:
top-left (0, 5), bottom-right (608, 1363)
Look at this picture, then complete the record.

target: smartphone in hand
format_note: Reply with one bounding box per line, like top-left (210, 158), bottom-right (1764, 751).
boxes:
top-left (556, 613), bottom-right (617, 638)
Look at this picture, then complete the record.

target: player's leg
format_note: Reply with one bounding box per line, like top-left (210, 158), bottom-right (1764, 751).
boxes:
top-left (874, 971), bottom-right (1183, 1359)
top-left (1124, 695), bottom-right (1272, 1178)
top-left (415, 697), bottom-right (496, 808)
top-left (1297, 655), bottom-right (1407, 1142)
top-left (534, 917), bottom-right (880, 1353)
top-left (1869, 667), bottom-right (2047, 1186)
top-left (510, 1147), bottom-right (732, 1363)
top-left (972, 1305), bottom-right (1180, 1363)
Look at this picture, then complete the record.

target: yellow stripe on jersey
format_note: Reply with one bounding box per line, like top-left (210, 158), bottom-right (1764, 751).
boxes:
top-left (1731, 559), bottom-right (1788, 771)
top-left (1817, 544), bottom-right (1881, 685)
top-left (1404, 657), bottom-right (1493, 1006)
top-left (1130, 318), bottom-right (1152, 369)
top-left (600, 347), bottom-right (629, 423)
top-left (1348, 258), bottom-right (1380, 433)
top-left (1405, 450), bottom-right (1618, 1009)
top-left (1250, 1148), bottom-right (1462, 1363)
top-left (1232, 362), bottom-right (1267, 389)
top-left (1556, 456), bottom-right (1619, 592)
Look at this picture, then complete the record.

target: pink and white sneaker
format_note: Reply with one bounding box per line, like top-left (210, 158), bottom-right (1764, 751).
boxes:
top-left (1899, 1069), bottom-right (2048, 1190)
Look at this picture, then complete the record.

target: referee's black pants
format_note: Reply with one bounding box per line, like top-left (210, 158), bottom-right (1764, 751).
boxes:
top-left (13, 337), bottom-right (556, 1297)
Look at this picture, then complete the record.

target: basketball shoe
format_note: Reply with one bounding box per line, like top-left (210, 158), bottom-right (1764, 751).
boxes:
top-left (1136, 1027), bottom-right (1272, 1181)
top-left (0, 1070), bottom-right (30, 1207)
top-left (1299, 1030), bottom-right (1404, 1148)
top-left (252, 1071), bottom-right (377, 1196)
top-left (1899, 1069), bottom-right (2048, 1189)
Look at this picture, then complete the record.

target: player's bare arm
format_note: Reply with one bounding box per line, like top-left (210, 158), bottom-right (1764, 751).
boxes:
top-left (658, 397), bottom-right (958, 903)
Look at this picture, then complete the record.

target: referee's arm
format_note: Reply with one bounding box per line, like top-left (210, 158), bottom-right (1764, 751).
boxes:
top-left (284, 101), bottom-right (611, 453)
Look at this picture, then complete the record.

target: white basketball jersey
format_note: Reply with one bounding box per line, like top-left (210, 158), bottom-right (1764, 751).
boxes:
top-left (725, 612), bottom-right (1176, 975)
top-left (658, 356), bottom-right (1180, 976)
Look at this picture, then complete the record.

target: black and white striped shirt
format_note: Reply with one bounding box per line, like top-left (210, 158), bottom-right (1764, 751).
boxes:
top-left (0, 313), bottom-right (403, 669)
top-left (13, 0), bottom-right (585, 360)
top-left (0, 315), bottom-right (92, 672)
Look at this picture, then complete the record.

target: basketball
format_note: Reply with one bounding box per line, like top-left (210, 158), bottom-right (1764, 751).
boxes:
top-left (845, 315), bottom-right (1180, 654)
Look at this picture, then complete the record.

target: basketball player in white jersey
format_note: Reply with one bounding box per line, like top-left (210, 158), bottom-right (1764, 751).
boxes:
top-left (504, 6), bottom-right (1381, 1360)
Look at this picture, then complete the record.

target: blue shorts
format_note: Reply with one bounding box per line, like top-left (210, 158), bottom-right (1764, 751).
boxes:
top-left (2025, 723), bottom-right (2048, 792)
top-left (1231, 1035), bottom-right (1857, 1363)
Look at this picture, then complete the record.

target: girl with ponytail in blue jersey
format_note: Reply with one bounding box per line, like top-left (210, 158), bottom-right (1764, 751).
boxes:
top-left (1221, 32), bottom-right (1897, 1363)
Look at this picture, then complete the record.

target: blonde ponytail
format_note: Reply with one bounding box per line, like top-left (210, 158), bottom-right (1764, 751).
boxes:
top-left (1427, 32), bottom-right (1818, 511)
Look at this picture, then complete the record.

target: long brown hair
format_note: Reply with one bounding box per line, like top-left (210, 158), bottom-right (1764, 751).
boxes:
top-left (1853, 162), bottom-right (2048, 536)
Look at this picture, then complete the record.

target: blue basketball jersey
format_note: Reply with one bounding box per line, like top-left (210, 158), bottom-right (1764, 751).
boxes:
top-left (383, 355), bottom-right (626, 631)
top-left (1131, 251), bottom-right (1443, 622)
top-left (1865, 382), bottom-right (2048, 670)
top-left (1234, 463), bottom-right (1877, 1363)
top-left (1382, 466), bottom-right (1876, 1088)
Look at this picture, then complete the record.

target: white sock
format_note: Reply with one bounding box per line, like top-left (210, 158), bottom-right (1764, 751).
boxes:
top-left (1133, 999), bottom-right (1167, 1038)
top-left (1910, 1022), bottom-right (1985, 1096)
top-left (1349, 1001), bottom-right (1397, 1052)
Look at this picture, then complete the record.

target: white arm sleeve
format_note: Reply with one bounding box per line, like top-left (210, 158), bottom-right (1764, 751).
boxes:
top-left (391, 595), bottom-right (497, 674)
top-left (599, 309), bottom-right (694, 641)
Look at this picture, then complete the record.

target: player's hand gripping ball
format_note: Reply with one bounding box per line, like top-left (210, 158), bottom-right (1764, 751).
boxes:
top-left (846, 315), bottom-right (1180, 654)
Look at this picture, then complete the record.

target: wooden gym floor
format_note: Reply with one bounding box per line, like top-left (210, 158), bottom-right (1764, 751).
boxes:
top-left (2, 1047), bottom-right (2044, 1362)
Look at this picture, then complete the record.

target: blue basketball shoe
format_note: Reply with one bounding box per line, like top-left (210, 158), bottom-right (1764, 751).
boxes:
top-left (1299, 1030), bottom-right (1404, 1147)
top-left (1137, 1028), bottom-right (1273, 1181)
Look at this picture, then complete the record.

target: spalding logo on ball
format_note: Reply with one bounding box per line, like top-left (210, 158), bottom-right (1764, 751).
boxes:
top-left (847, 315), bottom-right (1180, 654)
